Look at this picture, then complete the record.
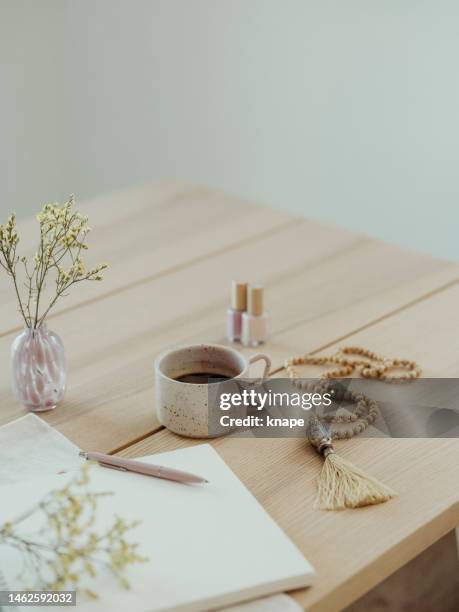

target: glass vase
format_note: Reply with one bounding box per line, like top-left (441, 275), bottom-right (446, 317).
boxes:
top-left (10, 325), bottom-right (66, 412)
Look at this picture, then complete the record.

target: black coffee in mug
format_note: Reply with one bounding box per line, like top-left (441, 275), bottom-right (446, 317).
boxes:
top-left (175, 372), bottom-right (233, 385)
top-left (155, 343), bottom-right (270, 437)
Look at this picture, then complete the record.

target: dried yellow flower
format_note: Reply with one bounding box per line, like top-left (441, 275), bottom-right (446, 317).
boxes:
top-left (0, 464), bottom-right (146, 598)
top-left (0, 196), bottom-right (109, 329)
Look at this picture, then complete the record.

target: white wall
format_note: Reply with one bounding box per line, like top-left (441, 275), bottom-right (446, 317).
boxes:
top-left (1, 1), bottom-right (458, 259)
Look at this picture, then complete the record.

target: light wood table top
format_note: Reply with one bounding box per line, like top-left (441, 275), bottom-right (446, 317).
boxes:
top-left (1, 183), bottom-right (459, 610)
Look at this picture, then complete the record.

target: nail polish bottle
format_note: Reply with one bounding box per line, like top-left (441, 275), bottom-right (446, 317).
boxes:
top-left (226, 281), bottom-right (247, 342)
top-left (241, 285), bottom-right (269, 347)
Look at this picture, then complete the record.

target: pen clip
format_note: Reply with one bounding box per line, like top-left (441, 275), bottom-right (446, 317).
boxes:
top-left (99, 462), bottom-right (128, 472)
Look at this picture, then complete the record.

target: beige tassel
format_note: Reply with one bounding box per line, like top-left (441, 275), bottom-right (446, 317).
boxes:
top-left (307, 415), bottom-right (397, 510)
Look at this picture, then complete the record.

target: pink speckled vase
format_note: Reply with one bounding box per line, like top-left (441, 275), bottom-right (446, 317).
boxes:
top-left (11, 325), bottom-right (66, 412)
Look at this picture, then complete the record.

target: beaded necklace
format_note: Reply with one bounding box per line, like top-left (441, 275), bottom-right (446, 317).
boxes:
top-left (283, 346), bottom-right (421, 510)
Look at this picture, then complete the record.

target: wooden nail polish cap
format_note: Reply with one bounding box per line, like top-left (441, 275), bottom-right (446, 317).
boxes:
top-left (231, 281), bottom-right (248, 310)
top-left (247, 285), bottom-right (264, 316)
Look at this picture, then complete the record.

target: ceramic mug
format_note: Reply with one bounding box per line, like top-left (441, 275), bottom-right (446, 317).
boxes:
top-left (154, 344), bottom-right (271, 438)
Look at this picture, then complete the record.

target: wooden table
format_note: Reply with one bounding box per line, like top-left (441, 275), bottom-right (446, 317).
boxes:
top-left (1, 183), bottom-right (459, 611)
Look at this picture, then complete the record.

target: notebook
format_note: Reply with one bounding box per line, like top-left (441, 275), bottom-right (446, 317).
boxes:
top-left (0, 444), bottom-right (314, 611)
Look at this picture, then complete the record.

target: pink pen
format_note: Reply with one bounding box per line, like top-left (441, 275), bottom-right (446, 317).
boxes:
top-left (79, 451), bottom-right (209, 484)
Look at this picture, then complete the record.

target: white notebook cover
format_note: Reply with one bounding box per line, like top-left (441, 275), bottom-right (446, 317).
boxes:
top-left (0, 444), bottom-right (315, 611)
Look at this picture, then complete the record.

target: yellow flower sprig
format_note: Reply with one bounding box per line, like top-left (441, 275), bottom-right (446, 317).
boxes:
top-left (0, 196), bottom-right (108, 329)
top-left (0, 464), bottom-right (147, 598)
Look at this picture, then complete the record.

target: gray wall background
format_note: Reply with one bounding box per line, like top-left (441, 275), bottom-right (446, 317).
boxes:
top-left (1, 1), bottom-right (457, 259)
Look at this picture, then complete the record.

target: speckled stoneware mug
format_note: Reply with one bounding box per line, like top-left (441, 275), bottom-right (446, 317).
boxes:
top-left (155, 344), bottom-right (271, 438)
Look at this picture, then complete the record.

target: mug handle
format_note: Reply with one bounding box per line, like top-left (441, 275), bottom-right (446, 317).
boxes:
top-left (248, 353), bottom-right (271, 379)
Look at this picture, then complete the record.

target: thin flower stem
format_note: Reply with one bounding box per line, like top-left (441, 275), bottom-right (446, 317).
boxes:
top-left (0, 246), bottom-right (29, 327)
top-left (12, 272), bottom-right (29, 327)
